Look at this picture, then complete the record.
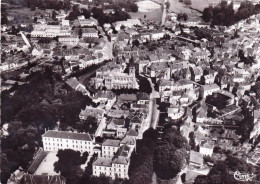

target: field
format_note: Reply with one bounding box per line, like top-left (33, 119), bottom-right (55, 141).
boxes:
top-left (3, 3), bottom-right (45, 24)
top-left (154, 0), bottom-right (218, 13)
top-left (129, 8), bottom-right (163, 23)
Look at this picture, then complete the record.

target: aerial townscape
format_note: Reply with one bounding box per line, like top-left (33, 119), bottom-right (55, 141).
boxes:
top-left (1, 0), bottom-right (260, 183)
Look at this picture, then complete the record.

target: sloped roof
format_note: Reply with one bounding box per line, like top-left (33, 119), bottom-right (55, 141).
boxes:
top-left (66, 77), bottom-right (80, 89)
top-left (118, 94), bottom-right (137, 101)
top-left (28, 150), bottom-right (47, 174)
top-left (42, 130), bottom-right (92, 141)
top-left (102, 139), bottom-right (121, 147)
top-left (126, 129), bottom-right (138, 136)
top-left (93, 157), bottom-right (112, 167)
top-left (21, 174), bottom-right (66, 184)
top-left (189, 151), bottom-right (203, 165)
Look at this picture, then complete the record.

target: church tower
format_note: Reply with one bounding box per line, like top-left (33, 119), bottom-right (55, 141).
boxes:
top-left (129, 65), bottom-right (135, 77)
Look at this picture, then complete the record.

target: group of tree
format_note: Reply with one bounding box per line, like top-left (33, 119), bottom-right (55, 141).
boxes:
top-left (177, 13), bottom-right (188, 21)
top-left (25, 0), bottom-right (71, 10)
top-left (54, 149), bottom-right (89, 184)
top-left (202, 1), bottom-right (260, 26)
top-left (183, 0), bottom-right (192, 6)
top-left (194, 156), bottom-right (256, 184)
top-left (1, 121), bottom-right (41, 183)
top-left (154, 127), bottom-right (190, 180)
top-left (1, 67), bottom-right (95, 183)
top-left (92, 7), bottom-right (131, 25)
top-left (128, 128), bottom-right (158, 184)
top-left (104, 0), bottom-right (138, 13)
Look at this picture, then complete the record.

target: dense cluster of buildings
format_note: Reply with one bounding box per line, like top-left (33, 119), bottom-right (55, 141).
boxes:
top-left (2, 0), bottom-right (260, 183)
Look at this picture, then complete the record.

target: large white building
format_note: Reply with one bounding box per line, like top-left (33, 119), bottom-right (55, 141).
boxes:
top-left (93, 144), bottom-right (131, 179)
top-left (31, 24), bottom-right (71, 37)
top-left (114, 19), bottom-right (141, 31)
top-left (42, 130), bottom-right (94, 154)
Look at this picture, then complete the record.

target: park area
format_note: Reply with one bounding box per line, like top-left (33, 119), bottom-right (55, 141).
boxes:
top-left (3, 3), bottom-right (45, 24)
top-left (128, 0), bottom-right (163, 23)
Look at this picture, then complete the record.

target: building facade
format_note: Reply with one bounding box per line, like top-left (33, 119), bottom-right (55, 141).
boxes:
top-left (42, 130), bottom-right (93, 154)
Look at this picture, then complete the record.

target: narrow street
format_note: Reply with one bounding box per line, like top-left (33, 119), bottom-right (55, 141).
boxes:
top-left (141, 76), bottom-right (160, 135)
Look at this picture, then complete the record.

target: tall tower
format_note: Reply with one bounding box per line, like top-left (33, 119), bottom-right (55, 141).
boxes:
top-left (129, 65), bottom-right (135, 77)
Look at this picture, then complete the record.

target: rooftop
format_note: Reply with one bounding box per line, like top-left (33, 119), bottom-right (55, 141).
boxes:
top-left (93, 157), bottom-right (112, 167)
top-left (42, 130), bottom-right (92, 141)
top-left (190, 150), bottom-right (203, 166)
top-left (102, 139), bottom-right (121, 147)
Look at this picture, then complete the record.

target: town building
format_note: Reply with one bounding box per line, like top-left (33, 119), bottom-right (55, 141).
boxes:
top-left (42, 130), bottom-right (94, 154)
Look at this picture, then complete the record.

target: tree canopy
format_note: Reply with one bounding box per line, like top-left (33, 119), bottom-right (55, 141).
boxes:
top-left (154, 128), bottom-right (189, 180)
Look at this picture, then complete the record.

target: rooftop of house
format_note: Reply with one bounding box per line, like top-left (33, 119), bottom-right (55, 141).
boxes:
top-left (21, 174), bottom-right (66, 184)
top-left (42, 130), bottom-right (92, 141)
top-left (108, 118), bottom-right (125, 127)
top-left (93, 157), bottom-right (112, 167)
top-left (126, 129), bottom-right (138, 137)
top-left (66, 77), bottom-right (81, 89)
top-left (120, 136), bottom-right (135, 145)
top-left (27, 149), bottom-right (47, 174)
top-left (112, 156), bottom-right (129, 165)
top-left (201, 84), bottom-right (220, 91)
top-left (200, 139), bottom-right (214, 149)
top-left (93, 91), bottom-right (116, 100)
top-left (137, 92), bottom-right (149, 101)
top-left (102, 139), bottom-right (121, 147)
top-left (118, 94), bottom-right (137, 102)
top-left (189, 150), bottom-right (203, 166)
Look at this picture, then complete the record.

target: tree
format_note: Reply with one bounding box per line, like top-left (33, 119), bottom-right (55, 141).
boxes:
top-left (79, 28), bottom-right (82, 39)
top-left (129, 3), bottom-right (138, 12)
top-left (52, 10), bottom-right (57, 19)
top-left (31, 5), bottom-right (36, 11)
top-left (82, 8), bottom-right (91, 19)
top-left (80, 153), bottom-right (98, 184)
top-left (184, 0), bottom-right (191, 6)
top-left (120, 25), bottom-right (126, 30)
top-left (183, 13), bottom-right (188, 21)
top-left (33, 17), bottom-right (38, 23)
top-left (202, 7), bottom-right (213, 22)
top-left (89, 175), bottom-right (112, 184)
top-left (1, 14), bottom-right (8, 24)
top-left (132, 39), bottom-right (140, 47)
top-left (154, 128), bottom-right (189, 180)
top-left (54, 149), bottom-right (87, 178)
top-left (128, 128), bottom-right (157, 184)
top-left (1, 153), bottom-right (11, 184)
top-left (76, 116), bottom-right (98, 134)
top-left (165, 1), bottom-right (170, 10)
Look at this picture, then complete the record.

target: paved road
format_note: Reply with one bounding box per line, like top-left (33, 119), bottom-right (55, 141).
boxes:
top-left (161, 0), bottom-right (167, 26)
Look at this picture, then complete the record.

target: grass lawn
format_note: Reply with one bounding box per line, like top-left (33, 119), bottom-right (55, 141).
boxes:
top-left (129, 8), bottom-right (163, 23)
top-left (4, 3), bottom-right (45, 24)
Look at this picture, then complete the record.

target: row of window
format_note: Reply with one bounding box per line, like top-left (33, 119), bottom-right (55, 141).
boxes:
top-left (45, 147), bottom-right (90, 152)
top-left (94, 167), bottom-right (126, 172)
top-left (94, 171), bottom-right (126, 178)
top-left (44, 138), bottom-right (91, 144)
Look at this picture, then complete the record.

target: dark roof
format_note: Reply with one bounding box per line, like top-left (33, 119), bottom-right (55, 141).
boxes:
top-left (102, 139), bottom-right (121, 147)
top-left (189, 151), bottom-right (203, 165)
top-left (21, 174), bottom-right (66, 184)
top-left (93, 157), bottom-right (112, 167)
top-left (126, 129), bottom-right (138, 136)
top-left (66, 77), bottom-right (80, 89)
top-left (118, 94), bottom-right (137, 101)
top-left (137, 92), bottom-right (149, 101)
top-left (42, 130), bottom-right (92, 141)
top-left (27, 149), bottom-right (47, 174)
